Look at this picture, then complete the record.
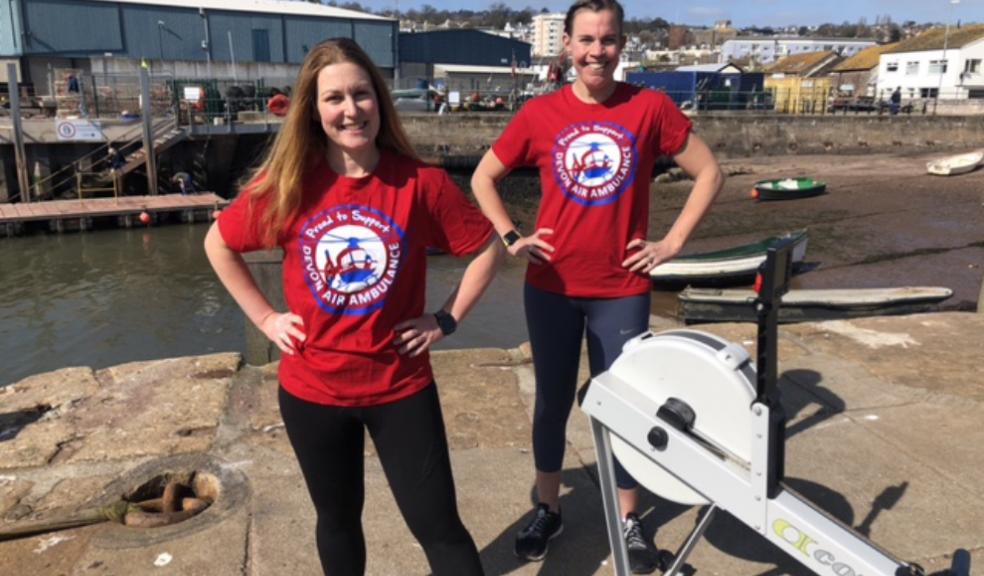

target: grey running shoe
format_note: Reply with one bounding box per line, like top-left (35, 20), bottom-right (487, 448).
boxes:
top-left (514, 503), bottom-right (564, 561)
top-left (623, 513), bottom-right (658, 575)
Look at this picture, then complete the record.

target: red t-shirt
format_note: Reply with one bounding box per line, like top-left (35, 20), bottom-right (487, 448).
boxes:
top-left (218, 150), bottom-right (493, 406)
top-left (492, 83), bottom-right (692, 298)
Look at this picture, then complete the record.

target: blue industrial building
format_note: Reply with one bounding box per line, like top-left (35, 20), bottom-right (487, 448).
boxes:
top-left (396, 29), bottom-right (533, 93)
top-left (0, 0), bottom-right (396, 95)
top-left (399, 29), bottom-right (531, 69)
top-left (626, 71), bottom-right (768, 111)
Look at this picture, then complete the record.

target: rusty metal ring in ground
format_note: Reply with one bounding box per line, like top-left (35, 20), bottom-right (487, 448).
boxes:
top-left (90, 453), bottom-right (250, 549)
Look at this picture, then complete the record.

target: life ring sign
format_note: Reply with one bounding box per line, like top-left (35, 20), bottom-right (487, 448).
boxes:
top-left (55, 119), bottom-right (103, 141)
top-left (56, 121), bottom-right (77, 139)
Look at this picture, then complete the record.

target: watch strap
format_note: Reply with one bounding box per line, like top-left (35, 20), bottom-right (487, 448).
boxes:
top-left (434, 310), bottom-right (457, 336)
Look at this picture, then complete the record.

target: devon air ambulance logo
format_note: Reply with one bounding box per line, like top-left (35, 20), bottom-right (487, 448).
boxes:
top-left (551, 122), bottom-right (637, 206)
top-left (299, 205), bottom-right (405, 315)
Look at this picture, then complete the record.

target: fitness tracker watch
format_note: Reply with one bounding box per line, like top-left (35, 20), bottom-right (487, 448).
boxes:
top-left (501, 230), bottom-right (521, 248)
top-left (434, 310), bottom-right (458, 336)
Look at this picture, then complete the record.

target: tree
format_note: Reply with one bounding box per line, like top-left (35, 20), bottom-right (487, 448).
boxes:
top-left (888, 24), bottom-right (902, 43)
top-left (486, 2), bottom-right (511, 30)
top-left (420, 4), bottom-right (438, 23)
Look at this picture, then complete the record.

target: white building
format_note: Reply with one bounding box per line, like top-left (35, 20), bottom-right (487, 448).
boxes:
top-left (721, 37), bottom-right (876, 65)
top-left (876, 24), bottom-right (984, 101)
top-left (532, 13), bottom-right (565, 57)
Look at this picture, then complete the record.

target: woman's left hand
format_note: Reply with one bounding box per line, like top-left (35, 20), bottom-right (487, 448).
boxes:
top-left (393, 315), bottom-right (444, 357)
top-left (622, 238), bottom-right (681, 274)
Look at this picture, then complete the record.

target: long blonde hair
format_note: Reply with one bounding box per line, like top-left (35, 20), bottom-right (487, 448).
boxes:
top-left (247, 38), bottom-right (418, 246)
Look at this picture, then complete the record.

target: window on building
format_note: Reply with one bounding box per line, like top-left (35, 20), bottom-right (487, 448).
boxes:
top-left (905, 61), bottom-right (919, 75)
top-left (928, 59), bottom-right (948, 74)
top-left (886, 61), bottom-right (899, 72)
top-left (968, 89), bottom-right (984, 99)
top-left (920, 87), bottom-right (938, 98)
top-left (964, 59), bottom-right (982, 74)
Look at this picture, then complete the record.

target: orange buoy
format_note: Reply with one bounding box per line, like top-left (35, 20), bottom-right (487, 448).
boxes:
top-left (267, 93), bottom-right (290, 117)
top-left (750, 188), bottom-right (760, 200)
top-left (139, 211), bottom-right (151, 225)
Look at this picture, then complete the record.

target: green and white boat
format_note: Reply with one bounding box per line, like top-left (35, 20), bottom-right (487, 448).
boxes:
top-left (678, 286), bottom-right (954, 324)
top-left (753, 177), bottom-right (826, 201)
top-left (650, 230), bottom-right (808, 287)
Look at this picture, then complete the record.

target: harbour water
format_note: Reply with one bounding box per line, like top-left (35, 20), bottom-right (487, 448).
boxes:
top-left (0, 223), bottom-right (534, 387)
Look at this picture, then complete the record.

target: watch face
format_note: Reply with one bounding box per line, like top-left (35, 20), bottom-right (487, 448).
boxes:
top-left (503, 231), bottom-right (521, 247)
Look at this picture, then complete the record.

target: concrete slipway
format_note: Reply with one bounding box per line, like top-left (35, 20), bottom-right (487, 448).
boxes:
top-left (1, 312), bottom-right (982, 576)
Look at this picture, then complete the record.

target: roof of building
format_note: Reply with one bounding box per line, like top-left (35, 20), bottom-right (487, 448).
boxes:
top-left (675, 63), bottom-right (743, 73)
top-left (765, 50), bottom-right (840, 75)
top-left (882, 24), bottom-right (984, 53)
top-left (90, 0), bottom-right (392, 21)
top-left (832, 43), bottom-right (899, 71)
top-left (434, 63), bottom-right (535, 74)
top-left (401, 28), bottom-right (530, 43)
top-left (725, 36), bottom-right (877, 44)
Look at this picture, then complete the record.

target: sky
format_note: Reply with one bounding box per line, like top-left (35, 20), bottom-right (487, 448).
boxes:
top-left (357, 0), bottom-right (984, 27)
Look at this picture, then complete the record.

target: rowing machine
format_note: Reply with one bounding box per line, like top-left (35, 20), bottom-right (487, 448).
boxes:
top-left (581, 238), bottom-right (972, 576)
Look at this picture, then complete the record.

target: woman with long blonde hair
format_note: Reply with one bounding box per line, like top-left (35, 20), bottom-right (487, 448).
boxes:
top-left (205, 38), bottom-right (500, 575)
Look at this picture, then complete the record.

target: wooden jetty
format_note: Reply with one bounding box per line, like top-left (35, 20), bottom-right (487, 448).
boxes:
top-left (0, 193), bottom-right (228, 235)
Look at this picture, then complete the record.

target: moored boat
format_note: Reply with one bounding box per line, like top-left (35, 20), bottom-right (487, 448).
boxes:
top-left (650, 230), bottom-right (808, 287)
top-left (678, 286), bottom-right (954, 324)
top-left (926, 151), bottom-right (983, 176)
top-left (752, 177), bottom-right (826, 201)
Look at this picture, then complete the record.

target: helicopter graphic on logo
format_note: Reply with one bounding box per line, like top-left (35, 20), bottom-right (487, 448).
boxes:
top-left (300, 205), bottom-right (406, 315)
top-left (316, 227), bottom-right (386, 293)
top-left (552, 122), bottom-right (638, 207)
top-left (569, 141), bottom-right (615, 183)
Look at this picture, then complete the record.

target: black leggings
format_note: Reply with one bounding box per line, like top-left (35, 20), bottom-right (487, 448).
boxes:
top-left (279, 383), bottom-right (484, 576)
top-left (525, 283), bottom-right (651, 489)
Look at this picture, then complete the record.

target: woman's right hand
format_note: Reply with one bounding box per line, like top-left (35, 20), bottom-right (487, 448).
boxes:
top-left (258, 312), bottom-right (306, 355)
top-left (510, 228), bottom-right (555, 264)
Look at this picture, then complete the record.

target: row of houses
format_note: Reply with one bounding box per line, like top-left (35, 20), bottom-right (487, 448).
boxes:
top-left (627, 24), bottom-right (984, 115)
top-left (760, 24), bottom-right (984, 113)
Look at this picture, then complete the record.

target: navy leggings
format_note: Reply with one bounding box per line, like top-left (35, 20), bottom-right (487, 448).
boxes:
top-left (279, 383), bottom-right (483, 576)
top-left (525, 283), bottom-right (651, 489)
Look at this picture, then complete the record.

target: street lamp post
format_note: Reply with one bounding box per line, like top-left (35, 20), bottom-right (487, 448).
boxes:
top-left (934, 0), bottom-right (960, 115)
top-left (157, 20), bottom-right (165, 72)
top-left (199, 8), bottom-right (211, 79)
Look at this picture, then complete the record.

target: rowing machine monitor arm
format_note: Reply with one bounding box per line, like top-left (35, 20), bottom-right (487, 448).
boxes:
top-left (755, 237), bottom-right (795, 498)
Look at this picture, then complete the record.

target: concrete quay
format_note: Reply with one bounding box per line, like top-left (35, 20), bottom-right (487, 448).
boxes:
top-left (1, 312), bottom-right (982, 575)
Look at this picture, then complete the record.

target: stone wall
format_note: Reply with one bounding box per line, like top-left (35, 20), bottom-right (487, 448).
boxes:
top-left (402, 112), bottom-right (984, 159)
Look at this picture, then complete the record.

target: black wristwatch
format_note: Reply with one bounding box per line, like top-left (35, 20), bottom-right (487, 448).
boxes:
top-left (434, 310), bottom-right (458, 336)
top-left (501, 230), bottom-right (521, 248)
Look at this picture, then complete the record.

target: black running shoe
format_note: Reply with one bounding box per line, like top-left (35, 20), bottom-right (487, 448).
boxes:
top-left (623, 513), bottom-right (658, 575)
top-left (514, 503), bottom-right (564, 561)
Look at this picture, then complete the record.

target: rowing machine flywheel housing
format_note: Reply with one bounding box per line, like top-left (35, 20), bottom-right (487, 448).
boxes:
top-left (608, 329), bottom-right (757, 505)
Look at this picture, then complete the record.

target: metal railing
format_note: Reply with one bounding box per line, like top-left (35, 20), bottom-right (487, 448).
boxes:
top-left (24, 116), bottom-right (177, 202)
